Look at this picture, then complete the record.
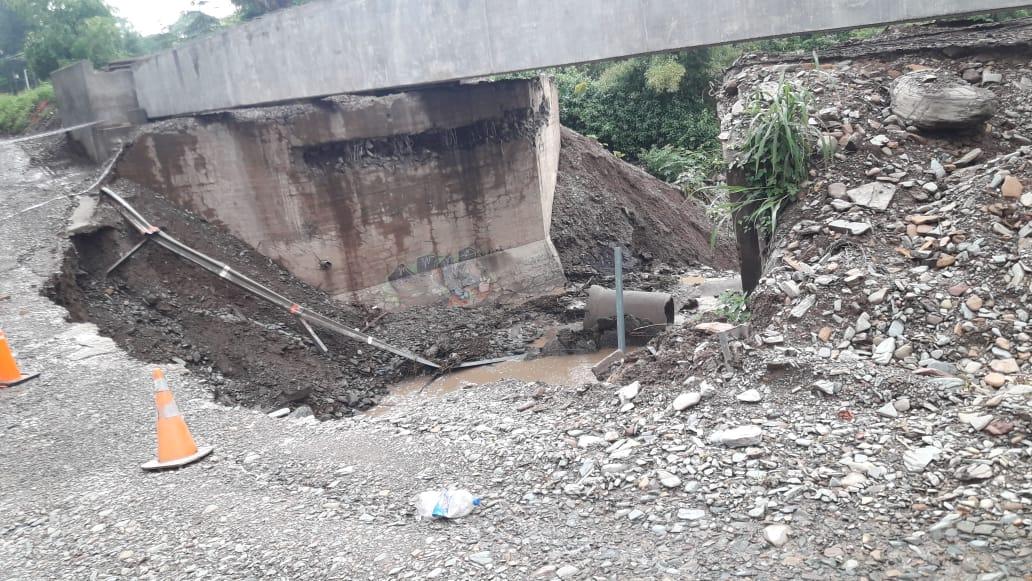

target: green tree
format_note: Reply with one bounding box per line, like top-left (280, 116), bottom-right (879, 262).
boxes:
top-left (0, 3), bottom-right (30, 92)
top-left (6, 0), bottom-right (128, 77)
top-left (554, 50), bottom-right (721, 158)
top-left (0, 3), bottom-right (28, 58)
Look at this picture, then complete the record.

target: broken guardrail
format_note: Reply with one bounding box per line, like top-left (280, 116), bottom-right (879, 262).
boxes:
top-left (0, 121), bottom-right (100, 145)
top-left (100, 187), bottom-right (452, 369)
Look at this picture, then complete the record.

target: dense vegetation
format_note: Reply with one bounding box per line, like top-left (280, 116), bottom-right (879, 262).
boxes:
top-left (0, 80), bottom-right (51, 132)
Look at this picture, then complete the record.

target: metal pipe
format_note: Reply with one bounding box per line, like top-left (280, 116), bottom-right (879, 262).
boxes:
top-left (0, 121), bottom-right (101, 145)
top-left (614, 247), bottom-right (626, 352)
top-left (99, 187), bottom-right (441, 369)
top-left (584, 285), bottom-right (675, 334)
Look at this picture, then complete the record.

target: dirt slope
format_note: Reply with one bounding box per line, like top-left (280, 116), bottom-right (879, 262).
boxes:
top-left (551, 127), bottom-right (737, 273)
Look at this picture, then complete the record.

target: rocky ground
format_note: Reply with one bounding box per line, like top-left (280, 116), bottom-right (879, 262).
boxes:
top-left (2, 19), bottom-right (1031, 581)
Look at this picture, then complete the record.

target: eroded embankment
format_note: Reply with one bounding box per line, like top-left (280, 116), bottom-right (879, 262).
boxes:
top-left (46, 183), bottom-right (558, 418)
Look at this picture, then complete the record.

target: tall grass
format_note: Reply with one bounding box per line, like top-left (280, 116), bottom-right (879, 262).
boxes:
top-left (735, 79), bottom-right (815, 234)
top-left (0, 83), bottom-right (56, 135)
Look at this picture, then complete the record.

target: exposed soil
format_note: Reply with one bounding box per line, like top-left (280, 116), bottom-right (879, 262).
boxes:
top-left (38, 119), bottom-right (736, 420)
top-left (45, 180), bottom-right (562, 419)
top-left (551, 127), bottom-right (737, 274)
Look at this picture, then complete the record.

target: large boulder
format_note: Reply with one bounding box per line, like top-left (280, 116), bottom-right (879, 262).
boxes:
top-left (890, 70), bottom-right (995, 131)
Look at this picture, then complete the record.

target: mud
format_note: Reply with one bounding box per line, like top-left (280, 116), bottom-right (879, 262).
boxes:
top-left (551, 127), bottom-right (737, 274)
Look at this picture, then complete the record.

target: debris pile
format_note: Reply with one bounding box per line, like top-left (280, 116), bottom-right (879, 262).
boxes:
top-left (551, 127), bottom-right (736, 273)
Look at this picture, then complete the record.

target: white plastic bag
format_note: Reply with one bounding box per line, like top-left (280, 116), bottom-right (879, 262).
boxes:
top-left (413, 488), bottom-right (481, 519)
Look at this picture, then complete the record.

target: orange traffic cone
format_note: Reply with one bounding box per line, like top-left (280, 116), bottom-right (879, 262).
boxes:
top-left (141, 368), bottom-right (212, 470)
top-left (0, 330), bottom-right (39, 388)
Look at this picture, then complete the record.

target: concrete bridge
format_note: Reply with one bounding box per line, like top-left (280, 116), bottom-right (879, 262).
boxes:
top-left (48, 0), bottom-right (1032, 308)
top-left (57, 0), bottom-right (1032, 144)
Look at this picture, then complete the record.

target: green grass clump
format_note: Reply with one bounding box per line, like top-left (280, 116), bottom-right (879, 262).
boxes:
top-left (735, 79), bottom-right (815, 234)
top-left (0, 83), bottom-right (55, 134)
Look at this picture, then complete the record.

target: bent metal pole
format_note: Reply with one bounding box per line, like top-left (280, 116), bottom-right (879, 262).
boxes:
top-left (99, 187), bottom-right (441, 369)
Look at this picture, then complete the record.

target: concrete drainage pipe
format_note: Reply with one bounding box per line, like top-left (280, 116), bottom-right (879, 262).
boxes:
top-left (583, 285), bottom-right (674, 333)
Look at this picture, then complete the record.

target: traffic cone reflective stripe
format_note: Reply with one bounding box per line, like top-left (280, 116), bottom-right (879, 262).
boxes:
top-left (142, 368), bottom-right (212, 470)
top-left (0, 330), bottom-right (39, 388)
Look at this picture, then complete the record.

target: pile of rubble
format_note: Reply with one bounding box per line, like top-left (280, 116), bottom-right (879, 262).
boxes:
top-left (341, 37), bottom-right (1032, 572)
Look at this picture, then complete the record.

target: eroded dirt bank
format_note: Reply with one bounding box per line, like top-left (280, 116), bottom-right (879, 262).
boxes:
top-left (43, 124), bottom-right (733, 419)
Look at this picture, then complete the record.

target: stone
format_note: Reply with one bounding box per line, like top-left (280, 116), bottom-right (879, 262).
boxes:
top-left (981, 68), bottom-right (1003, 84)
top-left (993, 222), bottom-right (1014, 237)
top-left (469, 551), bottom-right (493, 566)
top-left (954, 148), bottom-right (983, 167)
top-left (873, 337), bottom-right (895, 364)
top-left (867, 288), bottom-right (889, 305)
top-left (828, 182), bottom-right (848, 199)
top-left (678, 508), bottom-right (706, 521)
top-left (790, 295), bottom-right (816, 319)
top-left (984, 372), bottom-right (1006, 388)
top-left (888, 320), bottom-right (905, 337)
top-left (963, 413), bottom-right (993, 431)
top-left (764, 524), bottom-right (790, 547)
top-left (672, 392), bottom-right (701, 411)
top-left (989, 358), bottom-right (1019, 374)
top-left (890, 71), bottom-right (995, 131)
top-left (954, 464), bottom-right (993, 481)
top-left (828, 220), bottom-right (871, 235)
top-left (818, 327), bottom-right (833, 342)
top-left (695, 322), bottom-right (735, 334)
top-left (737, 389), bottom-right (763, 403)
top-left (709, 425), bottom-right (763, 448)
top-left (556, 565), bottom-right (579, 579)
top-left (657, 470), bottom-right (682, 488)
top-left (846, 182), bottom-right (897, 211)
top-left (903, 446), bottom-right (941, 472)
top-left (877, 402), bottom-right (898, 418)
top-left (962, 68), bottom-right (983, 84)
top-left (1001, 175), bottom-right (1023, 198)
top-left (779, 280), bottom-right (800, 298)
top-left (617, 381), bottom-right (640, 404)
top-left (288, 405), bottom-right (313, 418)
top-left (965, 295), bottom-right (983, 311)
top-left (985, 419), bottom-right (1014, 435)
top-left (577, 435), bottom-right (607, 448)
top-left (856, 312), bottom-right (872, 332)
top-left (814, 380), bottom-right (837, 395)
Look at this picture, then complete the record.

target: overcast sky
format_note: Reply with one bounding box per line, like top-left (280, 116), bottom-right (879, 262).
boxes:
top-left (107, 0), bottom-right (237, 35)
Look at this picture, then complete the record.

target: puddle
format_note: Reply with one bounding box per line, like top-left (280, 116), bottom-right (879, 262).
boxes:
top-left (369, 352), bottom-right (605, 414)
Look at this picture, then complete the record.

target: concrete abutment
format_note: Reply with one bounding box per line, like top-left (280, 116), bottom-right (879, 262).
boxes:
top-left (114, 77), bottom-right (565, 310)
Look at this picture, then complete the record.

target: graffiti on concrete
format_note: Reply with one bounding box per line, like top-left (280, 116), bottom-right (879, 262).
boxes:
top-left (384, 246), bottom-right (495, 307)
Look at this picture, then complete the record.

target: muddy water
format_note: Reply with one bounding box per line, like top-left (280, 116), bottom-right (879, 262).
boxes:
top-left (369, 352), bottom-right (603, 414)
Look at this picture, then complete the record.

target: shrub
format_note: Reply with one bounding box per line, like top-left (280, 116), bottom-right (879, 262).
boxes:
top-left (0, 83), bottom-right (56, 134)
top-left (640, 144), bottom-right (722, 192)
top-left (734, 79), bottom-right (815, 234)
